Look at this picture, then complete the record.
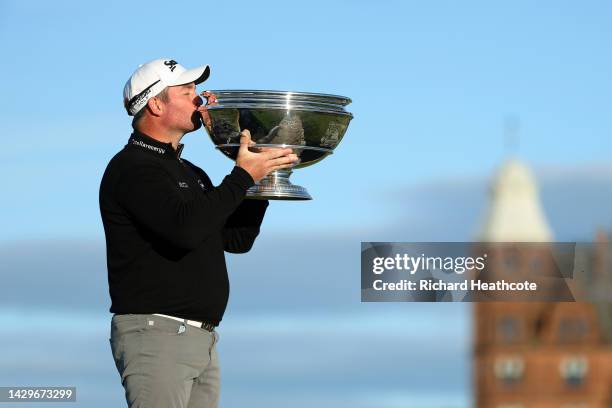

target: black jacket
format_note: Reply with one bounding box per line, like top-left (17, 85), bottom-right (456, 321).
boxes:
top-left (99, 130), bottom-right (268, 325)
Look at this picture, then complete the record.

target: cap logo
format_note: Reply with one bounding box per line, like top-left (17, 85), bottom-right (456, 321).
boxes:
top-left (164, 60), bottom-right (178, 72)
top-left (126, 80), bottom-right (161, 115)
top-left (132, 87), bottom-right (152, 107)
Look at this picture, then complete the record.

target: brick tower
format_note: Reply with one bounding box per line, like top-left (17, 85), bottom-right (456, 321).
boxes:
top-left (473, 159), bottom-right (612, 407)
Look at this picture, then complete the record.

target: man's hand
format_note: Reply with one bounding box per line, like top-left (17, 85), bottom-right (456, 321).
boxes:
top-left (236, 130), bottom-right (299, 183)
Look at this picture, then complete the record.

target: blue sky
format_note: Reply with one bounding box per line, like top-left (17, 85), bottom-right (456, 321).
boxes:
top-left (1, 1), bottom-right (612, 407)
top-left (1, 0), bottom-right (612, 240)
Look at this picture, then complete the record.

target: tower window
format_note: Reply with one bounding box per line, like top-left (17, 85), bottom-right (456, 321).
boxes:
top-left (558, 318), bottom-right (589, 343)
top-left (497, 316), bottom-right (519, 343)
top-left (560, 356), bottom-right (588, 386)
top-left (503, 254), bottom-right (517, 271)
top-left (494, 356), bottom-right (524, 384)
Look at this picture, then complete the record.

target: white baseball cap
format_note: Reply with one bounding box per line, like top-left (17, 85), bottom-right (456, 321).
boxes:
top-left (123, 58), bottom-right (210, 116)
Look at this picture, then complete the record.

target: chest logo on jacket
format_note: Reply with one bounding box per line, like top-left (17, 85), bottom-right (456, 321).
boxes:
top-left (178, 181), bottom-right (189, 188)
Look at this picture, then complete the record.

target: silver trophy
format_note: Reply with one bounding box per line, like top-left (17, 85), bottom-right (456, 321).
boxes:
top-left (202, 90), bottom-right (353, 200)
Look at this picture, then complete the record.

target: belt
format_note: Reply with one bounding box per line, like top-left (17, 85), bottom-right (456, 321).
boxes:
top-left (153, 313), bottom-right (216, 332)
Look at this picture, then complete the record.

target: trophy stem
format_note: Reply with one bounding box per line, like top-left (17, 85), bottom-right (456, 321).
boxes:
top-left (246, 169), bottom-right (312, 200)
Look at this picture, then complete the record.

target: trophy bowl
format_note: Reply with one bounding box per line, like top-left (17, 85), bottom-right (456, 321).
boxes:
top-left (202, 90), bottom-right (353, 200)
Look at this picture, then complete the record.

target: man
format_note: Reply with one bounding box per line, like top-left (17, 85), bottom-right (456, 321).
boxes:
top-left (99, 58), bottom-right (297, 408)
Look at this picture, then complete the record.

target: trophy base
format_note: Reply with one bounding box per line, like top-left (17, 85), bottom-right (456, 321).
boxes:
top-left (246, 169), bottom-right (311, 200)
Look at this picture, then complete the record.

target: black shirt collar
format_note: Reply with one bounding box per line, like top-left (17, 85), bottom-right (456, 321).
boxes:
top-left (127, 130), bottom-right (184, 159)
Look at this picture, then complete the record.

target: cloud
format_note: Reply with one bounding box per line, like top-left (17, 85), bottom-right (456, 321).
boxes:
top-left (0, 239), bottom-right (109, 311)
top-left (0, 233), bottom-right (361, 313)
top-left (3, 161), bottom-right (610, 313)
top-left (383, 161), bottom-right (612, 242)
top-left (0, 307), bottom-right (470, 408)
top-left (0, 233), bottom-right (467, 322)
top-left (0, 201), bottom-right (477, 408)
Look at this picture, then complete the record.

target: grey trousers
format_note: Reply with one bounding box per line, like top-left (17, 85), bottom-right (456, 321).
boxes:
top-left (109, 314), bottom-right (220, 408)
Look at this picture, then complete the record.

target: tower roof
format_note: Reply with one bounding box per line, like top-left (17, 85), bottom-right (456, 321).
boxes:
top-left (477, 158), bottom-right (553, 242)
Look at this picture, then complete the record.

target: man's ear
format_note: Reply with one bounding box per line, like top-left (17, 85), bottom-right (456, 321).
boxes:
top-left (147, 97), bottom-right (163, 116)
